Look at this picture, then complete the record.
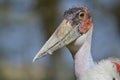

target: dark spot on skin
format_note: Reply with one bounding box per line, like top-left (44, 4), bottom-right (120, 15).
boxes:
top-left (113, 77), bottom-right (116, 80)
top-left (88, 14), bottom-right (91, 19)
top-left (66, 20), bottom-right (69, 23)
top-left (113, 65), bottom-right (115, 68)
top-left (71, 17), bottom-right (81, 26)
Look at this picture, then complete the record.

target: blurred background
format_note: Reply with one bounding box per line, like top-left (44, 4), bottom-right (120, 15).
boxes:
top-left (0, 0), bottom-right (120, 80)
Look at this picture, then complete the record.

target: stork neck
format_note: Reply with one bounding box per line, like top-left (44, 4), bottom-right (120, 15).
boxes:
top-left (67, 27), bottom-right (94, 80)
top-left (74, 42), bottom-right (94, 80)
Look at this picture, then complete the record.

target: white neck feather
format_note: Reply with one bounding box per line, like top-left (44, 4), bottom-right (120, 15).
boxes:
top-left (67, 27), bottom-right (94, 80)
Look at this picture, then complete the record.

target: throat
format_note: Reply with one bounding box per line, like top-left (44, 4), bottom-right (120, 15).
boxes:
top-left (67, 27), bottom-right (94, 80)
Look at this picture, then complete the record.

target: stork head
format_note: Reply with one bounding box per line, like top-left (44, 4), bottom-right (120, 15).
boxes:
top-left (33, 6), bottom-right (93, 62)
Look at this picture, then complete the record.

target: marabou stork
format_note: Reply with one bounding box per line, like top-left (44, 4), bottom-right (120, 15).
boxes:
top-left (33, 6), bottom-right (120, 80)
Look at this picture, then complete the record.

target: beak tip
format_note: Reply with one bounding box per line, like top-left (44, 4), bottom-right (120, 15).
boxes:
top-left (32, 53), bottom-right (41, 63)
top-left (32, 51), bottom-right (48, 63)
top-left (32, 56), bottom-right (38, 63)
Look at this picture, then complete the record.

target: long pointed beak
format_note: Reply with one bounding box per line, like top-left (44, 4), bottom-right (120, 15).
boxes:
top-left (33, 19), bottom-right (82, 62)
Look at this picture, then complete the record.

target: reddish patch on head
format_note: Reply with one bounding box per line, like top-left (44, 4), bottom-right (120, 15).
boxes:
top-left (113, 62), bottom-right (120, 73)
top-left (79, 9), bottom-right (93, 34)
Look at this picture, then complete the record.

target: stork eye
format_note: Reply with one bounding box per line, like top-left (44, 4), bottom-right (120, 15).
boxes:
top-left (78, 12), bottom-right (84, 19)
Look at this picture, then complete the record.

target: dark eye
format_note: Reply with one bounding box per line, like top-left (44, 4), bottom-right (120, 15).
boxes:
top-left (79, 12), bottom-right (84, 19)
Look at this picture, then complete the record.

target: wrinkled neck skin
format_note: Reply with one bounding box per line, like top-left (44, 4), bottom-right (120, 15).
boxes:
top-left (67, 27), bottom-right (94, 80)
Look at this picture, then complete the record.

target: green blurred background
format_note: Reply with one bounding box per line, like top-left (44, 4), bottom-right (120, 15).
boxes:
top-left (0, 0), bottom-right (120, 80)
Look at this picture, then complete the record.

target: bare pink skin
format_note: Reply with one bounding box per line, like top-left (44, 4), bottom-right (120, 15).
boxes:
top-left (113, 62), bottom-right (120, 72)
top-left (79, 9), bottom-right (93, 34)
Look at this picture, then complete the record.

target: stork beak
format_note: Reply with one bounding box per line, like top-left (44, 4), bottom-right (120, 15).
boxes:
top-left (33, 19), bottom-right (82, 62)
